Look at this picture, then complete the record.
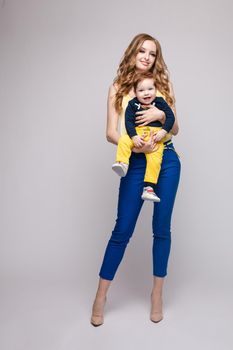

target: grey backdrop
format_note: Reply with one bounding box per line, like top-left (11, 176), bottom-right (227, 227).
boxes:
top-left (1, 0), bottom-right (233, 349)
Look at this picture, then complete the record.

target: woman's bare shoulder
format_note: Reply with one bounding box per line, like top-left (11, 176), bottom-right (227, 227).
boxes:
top-left (168, 81), bottom-right (176, 104)
top-left (108, 83), bottom-right (119, 99)
top-left (168, 81), bottom-right (175, 95)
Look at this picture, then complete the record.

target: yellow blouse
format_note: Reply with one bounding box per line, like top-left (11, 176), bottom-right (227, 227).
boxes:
top-left (119, 91), bottom-right (172, 140)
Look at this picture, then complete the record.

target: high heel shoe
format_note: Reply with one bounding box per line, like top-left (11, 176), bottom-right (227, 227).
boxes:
top-left (90, 296), bottom-right (107, 327)
top-left (150, 293), bottom-right (163, 323)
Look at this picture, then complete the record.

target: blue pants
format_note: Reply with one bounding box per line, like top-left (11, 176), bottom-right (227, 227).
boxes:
top-left (99, 143), bottom-right (181, 280)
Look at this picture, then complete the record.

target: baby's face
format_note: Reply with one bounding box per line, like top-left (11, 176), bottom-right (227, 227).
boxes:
top-left (135, 78), bottom-right (156, 105)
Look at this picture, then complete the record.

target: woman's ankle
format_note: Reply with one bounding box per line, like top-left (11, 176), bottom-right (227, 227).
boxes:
top-left (95, 292), bottom-right (107, 300)
top-left (151, 291), bottom-right (163, 300)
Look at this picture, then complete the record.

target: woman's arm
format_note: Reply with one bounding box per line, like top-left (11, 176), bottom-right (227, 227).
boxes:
top-left (169, 81), bottom-right (179, 136)
top-left (106, 84), bottom-right (121, 145)
top-left (135, 107), bottom-right (165, 126)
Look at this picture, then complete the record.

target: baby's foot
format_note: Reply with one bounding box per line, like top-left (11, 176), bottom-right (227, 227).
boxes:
top-left (112, 162), bottom-right (128, 177)
top-left (141, 186), bottom-right (160, 202)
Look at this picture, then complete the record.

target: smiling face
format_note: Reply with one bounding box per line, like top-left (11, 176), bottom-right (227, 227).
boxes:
top-left (135, 78), bottom-right (156, 105)
top-left (135, 40), bottom-right (157, 72)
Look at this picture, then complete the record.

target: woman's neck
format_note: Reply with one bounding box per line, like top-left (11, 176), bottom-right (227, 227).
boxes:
top-left (128, 89), bottom-right (135, 98)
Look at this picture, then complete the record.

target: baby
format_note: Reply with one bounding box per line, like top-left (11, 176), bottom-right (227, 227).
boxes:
top-left (112, 71), bottom-right (175, 202)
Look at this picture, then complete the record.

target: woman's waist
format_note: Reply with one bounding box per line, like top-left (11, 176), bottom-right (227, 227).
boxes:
top-left (164, 139), bottom-right (173, 148)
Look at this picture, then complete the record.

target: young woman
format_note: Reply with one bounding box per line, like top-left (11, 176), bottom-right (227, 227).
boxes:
top-left (91, 33), bottom-right (181, 326)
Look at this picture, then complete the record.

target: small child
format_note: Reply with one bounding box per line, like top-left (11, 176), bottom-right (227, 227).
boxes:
top-left (112, 71), bottom-right (175, 202)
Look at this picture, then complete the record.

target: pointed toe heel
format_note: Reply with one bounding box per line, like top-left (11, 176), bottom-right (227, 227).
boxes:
top-left (90, 296), bottom-right (107, 327)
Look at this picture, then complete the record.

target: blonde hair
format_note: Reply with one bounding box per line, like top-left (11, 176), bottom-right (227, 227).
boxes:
top-left (113, 33), bottom-right (174, 113)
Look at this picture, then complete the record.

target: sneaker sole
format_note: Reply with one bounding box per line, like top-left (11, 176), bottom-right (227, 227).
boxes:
top-left (112, 164), bottom-right (127, 177)
top-left (141, 194), bottom-right (161, 202)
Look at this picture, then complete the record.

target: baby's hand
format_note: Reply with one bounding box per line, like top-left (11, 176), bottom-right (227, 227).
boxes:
top-left (154, 129), bottom-right (167, 142)
top-left (132, 135), bottom-right (144, 148)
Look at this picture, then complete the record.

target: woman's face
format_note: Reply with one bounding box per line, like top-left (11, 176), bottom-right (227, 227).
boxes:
top-left (135, 40), bottom-right (157, 72)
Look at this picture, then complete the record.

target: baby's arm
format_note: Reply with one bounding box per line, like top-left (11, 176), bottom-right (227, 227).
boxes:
top-left (125, 101), bottom-right (138, 138)
top-left (154, 129), bottom-right (168, 142)
top-left (154, 98), bottom-right (175, 142)
top-left (125, 101), bottom-right (144, 148)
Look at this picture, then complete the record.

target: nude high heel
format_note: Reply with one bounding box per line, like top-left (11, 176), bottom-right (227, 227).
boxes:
top-left (90, 296), bottom-right (107, 327)
top-left (150, 292), bottom-right (163, 323)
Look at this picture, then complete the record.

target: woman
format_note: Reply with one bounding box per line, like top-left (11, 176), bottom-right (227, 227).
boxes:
top-left (91, 33), bottom-right (181, 326)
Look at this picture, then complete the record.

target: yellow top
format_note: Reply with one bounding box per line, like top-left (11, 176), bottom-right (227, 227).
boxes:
top-left (119, 90), bottom-right (172, 140)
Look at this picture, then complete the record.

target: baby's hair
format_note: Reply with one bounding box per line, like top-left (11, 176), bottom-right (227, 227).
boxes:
top-left (133, 71), bottom-right (157, 92)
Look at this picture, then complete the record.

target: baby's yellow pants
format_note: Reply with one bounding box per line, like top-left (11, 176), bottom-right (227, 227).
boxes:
top-left (116, 126), bottom-right (169, 184)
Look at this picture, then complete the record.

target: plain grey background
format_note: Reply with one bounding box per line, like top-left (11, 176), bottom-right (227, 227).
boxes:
top-left (1, 0), bottom-right (233, 349)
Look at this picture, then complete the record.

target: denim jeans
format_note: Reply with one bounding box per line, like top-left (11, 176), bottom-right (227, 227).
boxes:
top-left (99, 143), bottom-right (181, 280)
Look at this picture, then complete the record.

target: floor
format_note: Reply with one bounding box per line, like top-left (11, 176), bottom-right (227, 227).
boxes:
top-left (1, 277), bottom-right (232, 350)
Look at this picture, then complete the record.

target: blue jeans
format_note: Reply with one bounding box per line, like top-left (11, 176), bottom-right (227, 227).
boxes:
top-left (99, 143), bottom-right (181, 280)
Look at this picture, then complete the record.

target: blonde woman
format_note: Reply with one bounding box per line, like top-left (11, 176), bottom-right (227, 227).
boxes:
top-left (91, 33), bottom-right (181, 326)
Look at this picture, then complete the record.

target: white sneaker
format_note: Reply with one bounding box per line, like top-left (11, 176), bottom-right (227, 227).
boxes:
top-left (112, 162), bottom-right (129, 177)
top-left (141, 186), bottom-right (160, 202)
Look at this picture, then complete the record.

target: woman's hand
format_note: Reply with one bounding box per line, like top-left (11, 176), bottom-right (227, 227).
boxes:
top-left (132, 130), bottom-right (157, 154)
top-left (135, 105), bottom-right (165, 126)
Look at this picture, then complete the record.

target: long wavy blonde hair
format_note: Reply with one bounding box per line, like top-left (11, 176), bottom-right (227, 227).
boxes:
top-left (113, 33), bottom-right (174, 113)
